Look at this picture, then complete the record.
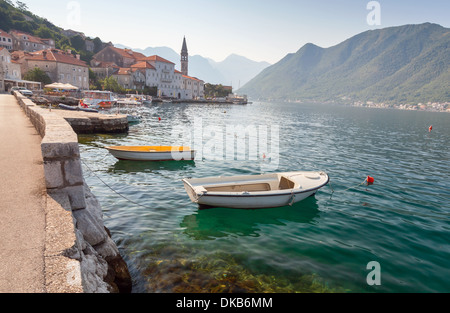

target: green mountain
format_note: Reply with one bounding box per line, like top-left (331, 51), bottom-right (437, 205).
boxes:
top-left (239, 23), bottom-right (450, 104)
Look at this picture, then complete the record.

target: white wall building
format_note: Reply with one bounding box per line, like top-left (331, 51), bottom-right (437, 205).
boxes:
top-left (0, 29), bottom-right (13, 51)
top-left (0, 47), bottom-right (22, 91)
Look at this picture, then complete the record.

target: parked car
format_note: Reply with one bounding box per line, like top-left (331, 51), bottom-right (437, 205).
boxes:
top-left (10, 86), bottom-right (20, 94)
top-left (10, 86), bottom-right (33, 97)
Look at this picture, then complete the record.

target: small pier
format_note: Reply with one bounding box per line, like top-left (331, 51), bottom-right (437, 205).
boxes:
top-left (52, 109), bottom-right (129, 134)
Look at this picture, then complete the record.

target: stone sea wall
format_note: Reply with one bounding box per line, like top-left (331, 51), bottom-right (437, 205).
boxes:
top-left (14, 92), bottom-right (131, 293)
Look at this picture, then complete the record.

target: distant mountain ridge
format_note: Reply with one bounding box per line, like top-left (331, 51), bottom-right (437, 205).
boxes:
top-left (115, 43), bottom-right (271, 88)
top-left (239, 23), bottom-right (450, 104)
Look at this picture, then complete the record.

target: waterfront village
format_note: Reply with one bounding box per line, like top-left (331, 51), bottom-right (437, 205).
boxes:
top-left (0, 28), bottom-right (447, 111)
top-left (0, 28), bottom-right (242, 103)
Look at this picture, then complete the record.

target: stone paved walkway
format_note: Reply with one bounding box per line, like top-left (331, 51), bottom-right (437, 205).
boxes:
top-left (0, 94), bottom-right (46, 293)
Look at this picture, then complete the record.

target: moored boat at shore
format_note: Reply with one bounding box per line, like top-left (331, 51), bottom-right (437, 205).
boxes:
top-left (182, 171), bottom-right (329, 209)
top-left (58, 103), bottom-right (99, 113)
top-left (106, 146), bottom-right (196, 161)
top-left (81, 90), bottom-right (117, 109)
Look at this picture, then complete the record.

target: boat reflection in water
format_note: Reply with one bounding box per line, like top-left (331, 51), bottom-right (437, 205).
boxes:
top-left (180, 197), bottom-right (320, 240)
top-left (108, 159), bottom-right (196, 174)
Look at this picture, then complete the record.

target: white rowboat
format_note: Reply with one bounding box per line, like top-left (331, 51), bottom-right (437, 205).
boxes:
top-left (182, 171), bottom-right (329, 209)
top-left (106, 146), bottom-right (196, 161)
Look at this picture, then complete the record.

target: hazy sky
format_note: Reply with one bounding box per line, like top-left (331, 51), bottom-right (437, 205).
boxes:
top-left (21, 0), bottom-right (450, 64)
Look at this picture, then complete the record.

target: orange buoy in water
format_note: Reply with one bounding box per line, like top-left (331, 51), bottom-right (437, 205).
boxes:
top-left (158, 117), bottom-right (162, 121)
top-left (429, 125), bottom-right (433, 132)
top-left (367, 176), bottom-right (375, 185)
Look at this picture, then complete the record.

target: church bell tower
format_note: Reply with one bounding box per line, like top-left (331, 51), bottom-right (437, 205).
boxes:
top-left (181, 36), bottom-right (188, 76)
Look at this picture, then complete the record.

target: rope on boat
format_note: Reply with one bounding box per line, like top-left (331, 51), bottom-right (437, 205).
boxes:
top-left (81, 159), bottom-right (154, 210)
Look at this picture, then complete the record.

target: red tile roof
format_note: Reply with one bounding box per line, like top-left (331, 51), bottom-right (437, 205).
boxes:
top-left (116, 68), bottom-right (131, 75)
top-left (110, 47), bottom-right (147, 60)
top-left (10, 30), bottom-right (50, 44)
top-left (94, 61), bottom-right (119, 68)
top-left (143, 55), bottom-right (175, 65)
top-left (182, 75), bottom-right (203, 82)
top-left (130, 61), bottom-right (156, 70)
top-left (0, 29), bottom-right (12, 38)
top-left (26, 49), bottom-right (88, 67)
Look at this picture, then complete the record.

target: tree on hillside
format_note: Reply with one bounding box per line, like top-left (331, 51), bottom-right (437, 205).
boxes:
top-left (70, 35), bottom-right (86, 51)
top-left (101, 76), bottom-right (124, 93)
top-left (93, 37), bottom-right (103, 53)
top-left (34, 25), bottom-right (54, 39)
top-left (23, 68), bottom-right (52, 85)
top-left (15, 1), bottom-right (28, 12)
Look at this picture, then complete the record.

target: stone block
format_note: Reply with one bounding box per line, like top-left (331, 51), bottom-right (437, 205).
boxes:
top-left (44, 195), bottom-right (78, 258)
top-left (41, 142), bottom-right (80, 159)
top-left (64, 159), bottom-right (84, 186)
top-left (72, 208), bottom-right (107, 247)
top-left (65, 185), bottom-right (87, 211)
top-left (43, 160), bottom-right (64, 189)
top-left (47, 189), bottom-right (72, 211)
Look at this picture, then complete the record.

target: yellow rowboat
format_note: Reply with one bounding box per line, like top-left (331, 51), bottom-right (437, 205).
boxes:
top-left (106, 146), bottom-right (196, 161)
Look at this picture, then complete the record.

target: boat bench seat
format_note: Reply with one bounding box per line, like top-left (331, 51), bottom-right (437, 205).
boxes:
top-left (279, 176), bottom-right (295, 190)
top-left (205, 183), bottom-right (272, 193)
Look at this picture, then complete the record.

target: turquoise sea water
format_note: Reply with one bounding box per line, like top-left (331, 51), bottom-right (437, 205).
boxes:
top-left (79, 101), bottom-right (450, 293)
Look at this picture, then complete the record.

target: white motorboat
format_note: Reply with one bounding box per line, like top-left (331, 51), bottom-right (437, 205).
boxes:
top-left (182, 171), bottom-right (329, 209)
top-left (106, 146), bottom-right (196, 161)
top-left (81, 90), bottom-right (117, 109)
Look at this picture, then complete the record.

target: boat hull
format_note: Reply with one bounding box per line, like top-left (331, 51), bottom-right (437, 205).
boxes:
top-left (182, 171), bottom-right (329, 209)
top-left (107, 146), bottom-right (196, 161)
top-left (59, 103), bottom-right (98, 113)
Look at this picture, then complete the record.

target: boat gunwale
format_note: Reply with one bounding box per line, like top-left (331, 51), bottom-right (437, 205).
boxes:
top-left (182, 172), bottom-right (329, 198)
top-left (106, 146), bottom-right (195, 153)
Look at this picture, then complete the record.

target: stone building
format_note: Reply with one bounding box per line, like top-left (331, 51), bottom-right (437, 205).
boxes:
top-left (91, 46), bottom-right (146, 68)
top-left (182, 75), bottom-right (204, 99)
top-left (179, 37), bottom-right (204, 99)
top-left (181, 36), bottom-right (188, 76)
top-left (10, 30), bottom-right (55, 52)
top-left (0, 47), bottom-right (22, 91)
top-left (90, 38), bottom-right (204, 99)
top-left (18, 49), bottom-right (89, 89)
top-left (0, 29), bottom-right (13, 51)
